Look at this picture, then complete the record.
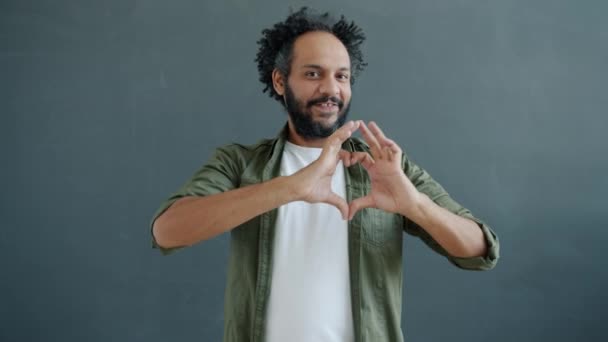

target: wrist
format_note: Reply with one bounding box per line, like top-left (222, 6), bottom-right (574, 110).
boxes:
top-left (400, 191), bottom-right (431, 222)
top-left (278, 174), bottom-right (305, 203)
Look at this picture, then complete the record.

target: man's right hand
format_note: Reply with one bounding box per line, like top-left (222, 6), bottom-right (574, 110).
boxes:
top-left (153, 120), bottom-right (360, 248)
top-left (288, 120), bottom-right (361, 220)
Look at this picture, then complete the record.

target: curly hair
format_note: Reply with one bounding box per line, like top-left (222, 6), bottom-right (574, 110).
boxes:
top-left (255, 7), bottom-right (367, 104)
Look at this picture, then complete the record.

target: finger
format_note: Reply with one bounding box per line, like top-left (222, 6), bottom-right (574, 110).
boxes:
top-left (348, 195), bottom-right (376, 220)
top-left (359, 121), bottom-right (382, 159)
top-left (384, 146), bottom-right (394, 162)
top-left (368, 122), bottom-right (402, 156)
top-left (384, 139), bottom-right (401, 154)
top-left (324, 192), bottom-right (349, 220)
top-left (368, 121), bottom-right (390, 144)
top-left (324, 121), bottom-right (360, 155)
top-left (348, 151), bottom-right (375, 170)
top-left (338, 149), bottom-right (352, 167)
top-left (384, 142), bottom-right (401, 162)
top-left (369, 121), bottom-right (397, 149)
top-left (332, 120), bottom-right (360, 143)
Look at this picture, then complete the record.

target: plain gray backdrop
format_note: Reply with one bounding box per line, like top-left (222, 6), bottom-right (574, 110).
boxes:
top-left (2, 0), bottom-right (607, 341)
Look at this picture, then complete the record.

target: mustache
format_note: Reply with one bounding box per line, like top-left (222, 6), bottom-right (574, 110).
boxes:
top-left (306, 96), bottom-right (344, 109)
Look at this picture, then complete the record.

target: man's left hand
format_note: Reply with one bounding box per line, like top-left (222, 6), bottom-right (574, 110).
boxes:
top-left (344, 121), bottom-right (421, 220)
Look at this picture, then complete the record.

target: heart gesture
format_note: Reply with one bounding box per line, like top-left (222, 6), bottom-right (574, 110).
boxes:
top-left (291, 120), bottom-right (421, 221)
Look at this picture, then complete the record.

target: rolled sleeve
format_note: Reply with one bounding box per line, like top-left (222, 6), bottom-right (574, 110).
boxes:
top-left (150, 197), bottom-right (184, 255)
top-left (149, 144), bottom-right (246, 255)
top-left (445, 216), bottom-right (500, 270)
top-left (402, 152), bottom-right (500, 271)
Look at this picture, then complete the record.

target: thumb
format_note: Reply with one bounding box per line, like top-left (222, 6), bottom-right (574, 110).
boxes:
top-left (348, 195), bottom-right (376, 220)
top-left (324, 192), bottom-right (349, 220)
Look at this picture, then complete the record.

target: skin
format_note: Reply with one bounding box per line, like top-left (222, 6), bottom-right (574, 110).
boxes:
top-left (272, 31), bottom-right (352, 146)
top-left (153, 31), bottom-right (488, 258)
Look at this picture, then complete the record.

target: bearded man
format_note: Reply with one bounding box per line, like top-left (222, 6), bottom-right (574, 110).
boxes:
top-left (151, 7), bottom-right (499, 342)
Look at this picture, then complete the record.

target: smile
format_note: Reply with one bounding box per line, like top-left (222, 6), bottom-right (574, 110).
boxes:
top-left (314, 102), bottom-right (338, 109)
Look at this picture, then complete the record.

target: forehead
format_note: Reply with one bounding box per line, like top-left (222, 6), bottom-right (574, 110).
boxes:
top-left (290, 31), bottom-right (351, 70)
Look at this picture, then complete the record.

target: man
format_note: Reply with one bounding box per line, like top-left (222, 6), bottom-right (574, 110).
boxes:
top-left (151, 7), bottom-right (499, 342)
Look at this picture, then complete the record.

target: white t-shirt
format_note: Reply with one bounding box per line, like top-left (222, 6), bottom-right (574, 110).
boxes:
top-left (265, 141), bottom-right (354, 342)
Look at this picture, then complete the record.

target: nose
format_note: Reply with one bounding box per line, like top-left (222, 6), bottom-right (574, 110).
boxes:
top-left (318, 76), bottom-right (340, 98)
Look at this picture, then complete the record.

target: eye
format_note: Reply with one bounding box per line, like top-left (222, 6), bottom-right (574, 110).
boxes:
top-left (305, 71), bottom-right (320, 78)
top-left (337, 73), bottom-right (350, 81)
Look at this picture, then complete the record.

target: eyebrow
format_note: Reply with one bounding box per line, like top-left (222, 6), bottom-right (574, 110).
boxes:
top-left (301, 64), bottom-right (351, 72)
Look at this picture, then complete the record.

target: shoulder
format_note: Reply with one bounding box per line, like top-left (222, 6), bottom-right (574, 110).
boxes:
top-left (215, 137), bottom-right (275, 161)
top-left (209, 137), bottom-right (278, 174)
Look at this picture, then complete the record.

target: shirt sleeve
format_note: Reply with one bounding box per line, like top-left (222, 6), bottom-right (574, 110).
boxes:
top-left (150, 144), bottom-right (245, 255)
top-left (401, 152), bottom-right (500, 271)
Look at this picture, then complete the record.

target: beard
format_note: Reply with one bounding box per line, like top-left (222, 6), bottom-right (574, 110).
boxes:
top-left (284, 83), bottom-right (350, 140)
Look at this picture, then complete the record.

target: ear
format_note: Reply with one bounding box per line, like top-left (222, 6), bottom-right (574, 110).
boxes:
top-left (272, 68), bottom-right (286, 96)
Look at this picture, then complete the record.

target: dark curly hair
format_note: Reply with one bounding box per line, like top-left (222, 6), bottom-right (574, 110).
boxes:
top-left (255, 7), bottom-right (367, 104)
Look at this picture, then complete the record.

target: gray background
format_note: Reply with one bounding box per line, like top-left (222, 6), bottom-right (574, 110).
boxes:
top-left (2, 0), bottom-right (607, 341)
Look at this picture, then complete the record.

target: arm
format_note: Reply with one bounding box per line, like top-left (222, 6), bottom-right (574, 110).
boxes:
top-left (406, 194), bottom-right (487, 258)
top-left (152, 176), bottom-right (296, 248)
top-left (347, 121), bottom-right (498, 269)
top-left (152, 121), bottom-right (361, 250)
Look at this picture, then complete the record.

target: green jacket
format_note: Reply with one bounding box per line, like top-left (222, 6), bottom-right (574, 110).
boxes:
top-left (150, 126), bottom-right (500, 342)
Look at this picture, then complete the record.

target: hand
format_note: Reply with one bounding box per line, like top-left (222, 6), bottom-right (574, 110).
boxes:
top-left (289, 120), bottom-right (361, 219)
top-left (346, 121), bottom-right (421, 220)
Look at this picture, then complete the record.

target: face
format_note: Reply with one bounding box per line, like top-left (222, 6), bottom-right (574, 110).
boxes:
top-left (273, 31), bottom-right (352, 140)
top-left (283, 81), bottom-right (350, 139)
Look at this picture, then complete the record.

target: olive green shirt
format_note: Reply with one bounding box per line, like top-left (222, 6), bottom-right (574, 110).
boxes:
top-left (150, 126), bottom-right (500, 342)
